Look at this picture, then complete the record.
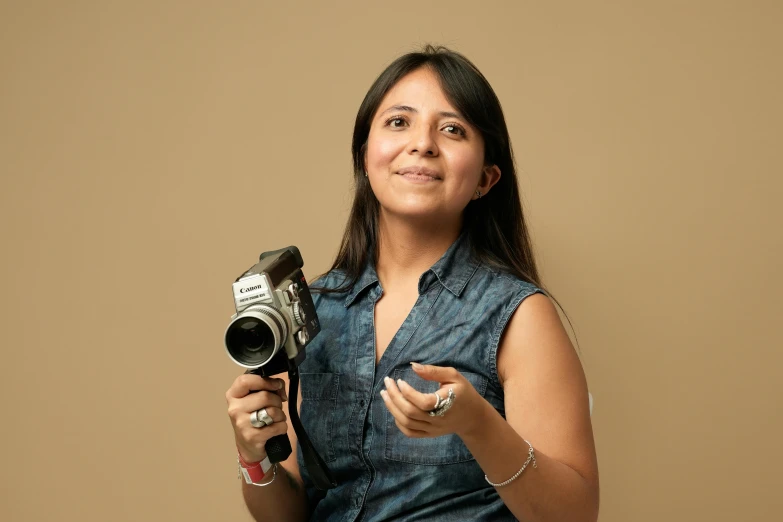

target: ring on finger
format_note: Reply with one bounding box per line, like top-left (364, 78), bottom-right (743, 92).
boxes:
top-left (249, 408), bottom-right (274, 428)
top-left (428, 388), bottom-right (456, 417)
top-left (257, 408), bottom-right (274, 426)
top-left (249, 410), bottom-right (263, 428)
top-left (431, 391), bottom-right (443, 410)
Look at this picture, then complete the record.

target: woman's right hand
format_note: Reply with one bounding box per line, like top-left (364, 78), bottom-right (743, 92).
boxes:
top-left (226, 373), bottom-right (289, 463)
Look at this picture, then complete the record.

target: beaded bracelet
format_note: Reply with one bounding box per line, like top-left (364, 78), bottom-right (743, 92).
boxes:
top-left (485, 439), bottom-right (537, 487)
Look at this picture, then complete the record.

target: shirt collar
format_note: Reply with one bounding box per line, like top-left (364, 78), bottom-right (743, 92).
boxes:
top-left (343, 233), bottom-right (479, 308)
top-left (343, 262), bottom-right (380, 307)
top-left (418, 232), bottom-right (479, 297)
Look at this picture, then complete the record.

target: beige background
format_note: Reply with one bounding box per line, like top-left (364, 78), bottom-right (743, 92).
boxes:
top-left (1, 1), bottom-right (781, 521)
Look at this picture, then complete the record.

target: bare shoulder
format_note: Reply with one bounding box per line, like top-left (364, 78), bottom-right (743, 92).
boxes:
top-left (497, 292), bottom-right (581, 386)
top-left (496, 291), bottom-right (598, 483)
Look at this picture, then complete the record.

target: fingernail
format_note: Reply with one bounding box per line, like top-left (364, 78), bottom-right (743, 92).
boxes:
top-left (278, 381), bottom-right (284, 390)
top-left (411, 362), bottom-right (423, 370)
top-left (380, 390), bottom-right (388, 400)
top-left (397, 378), bottom-right (406, 389)
top-left (384, 376), bottom-right (391, 385)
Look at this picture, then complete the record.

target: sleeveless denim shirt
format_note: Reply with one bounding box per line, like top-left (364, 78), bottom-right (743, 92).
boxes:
top-left (296, 234), bottom-right (544, 521)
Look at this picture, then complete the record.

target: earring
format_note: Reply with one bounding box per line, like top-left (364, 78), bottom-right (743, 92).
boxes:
top-left (475, 190), bottom-right (482, 199)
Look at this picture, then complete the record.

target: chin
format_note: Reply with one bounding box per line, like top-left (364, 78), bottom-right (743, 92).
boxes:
top-left (379, 201), bottom-right (459, 225)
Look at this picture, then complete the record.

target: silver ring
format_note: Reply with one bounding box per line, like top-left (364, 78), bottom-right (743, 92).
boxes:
top-left (249, 410), bottom-right (263, 428)
top-left (431, 392), bottom-right (443, 411)
top-left (249, 408), bottom-right (274, 428)
top-left (249, 410), bottom-right (261, 428)
top-left (258, 408), bottom-right (274, 426)
top-left (428, 388), bottom-right (456, 417)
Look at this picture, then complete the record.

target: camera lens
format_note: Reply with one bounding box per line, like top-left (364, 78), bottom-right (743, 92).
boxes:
top-left (224, 306), bottom-right (287, 368)
top-left (234, 319), bottom-right (269, 352)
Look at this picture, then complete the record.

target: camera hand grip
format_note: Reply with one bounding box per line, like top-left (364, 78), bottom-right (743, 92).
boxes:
top-left (244, 383), bottom-right (292, 463)
top-left (265, 434), bottom-right (292, 463)
top-left (240, 366), bottom-right (335, 489)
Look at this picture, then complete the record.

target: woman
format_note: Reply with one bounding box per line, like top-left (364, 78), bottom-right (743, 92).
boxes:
top-left (225, 45), bottom-right (599, 521)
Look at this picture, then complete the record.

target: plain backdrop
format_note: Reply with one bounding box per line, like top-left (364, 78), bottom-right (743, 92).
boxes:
top-left (1, 1), bottom-right (781, 521)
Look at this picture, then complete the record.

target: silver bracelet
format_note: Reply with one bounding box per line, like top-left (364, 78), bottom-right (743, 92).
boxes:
top-left (485, 439), bottom-right (537, 487)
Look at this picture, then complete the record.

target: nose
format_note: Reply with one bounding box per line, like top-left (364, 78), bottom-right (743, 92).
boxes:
top-left (406, 123), bottom-right (438, 157)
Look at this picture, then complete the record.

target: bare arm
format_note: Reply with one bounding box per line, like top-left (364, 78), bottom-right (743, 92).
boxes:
top-left (462, 293), bottom-right (600, 522)
top-left (226, 373), bottom-right (310, 522)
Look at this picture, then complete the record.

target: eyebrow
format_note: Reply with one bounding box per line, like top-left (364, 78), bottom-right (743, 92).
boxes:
top-left (379, 104), bottom-right (464, 120)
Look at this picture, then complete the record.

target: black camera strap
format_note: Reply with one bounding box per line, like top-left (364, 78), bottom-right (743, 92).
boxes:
top-left (286, 366), bottom-right (338, 491)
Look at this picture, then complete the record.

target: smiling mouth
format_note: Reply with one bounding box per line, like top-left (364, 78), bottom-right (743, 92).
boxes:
top-left (397, 167), bottom-right (442, 181)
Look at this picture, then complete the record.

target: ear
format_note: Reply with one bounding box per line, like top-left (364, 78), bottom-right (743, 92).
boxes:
top-left (475, 164), bottom-right (501, 198)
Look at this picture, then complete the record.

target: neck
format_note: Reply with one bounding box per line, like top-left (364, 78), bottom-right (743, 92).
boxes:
top-left (375, 211), bottom-right (462, 290)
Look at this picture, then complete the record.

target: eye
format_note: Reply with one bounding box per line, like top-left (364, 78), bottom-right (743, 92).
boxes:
top-left (442, 124), bottom-right (467, 136)
top-left (385, 116), bottom-right (408, 128)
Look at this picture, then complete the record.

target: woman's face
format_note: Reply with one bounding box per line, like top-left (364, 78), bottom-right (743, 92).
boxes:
top-left (364, 67), bottom-right (500, 223)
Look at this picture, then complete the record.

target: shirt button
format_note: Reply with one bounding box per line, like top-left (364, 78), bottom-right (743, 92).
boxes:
top-left (359, 399), bottom-right (365, 407)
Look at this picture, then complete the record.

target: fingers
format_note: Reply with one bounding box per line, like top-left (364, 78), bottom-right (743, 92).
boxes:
top-left (226, 374), bottom-right (286, 401)
top-left (380, 389), bottom-right (430, 437)
top-left (226, 373), bottom-right (292, 463)
top-left (227, 390), bottom-right (284, 424)
top-left (233, 406), bottom-right (289, 434)
top-left (245, 406), bottom-right (288, 426)
top-left (235, 417), bottom-right (290, 463)
top-left (231, 403), bottom-right (290, 463)
top-left (411, 362), bottom-right (459, 383)
top-left (226, 375), bottom-right (286, 434)
top-left (238, 409), bottom-right (289, 438)
top-left (245, 390), bottom-right (284, 411)
top-left (383, 377), bottom-right (433, 418)
top-left (382, 377), bottom-right (432, 430)
top-left (396, 378), bottom-right (441, 411)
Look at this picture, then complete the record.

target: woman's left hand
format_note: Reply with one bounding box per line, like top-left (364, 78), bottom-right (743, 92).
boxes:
top-left (380, 362), bottom-right (489, 439)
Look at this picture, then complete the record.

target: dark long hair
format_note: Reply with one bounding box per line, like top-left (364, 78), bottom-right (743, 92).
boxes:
top-left (316, 45), bottom-right (575, 343)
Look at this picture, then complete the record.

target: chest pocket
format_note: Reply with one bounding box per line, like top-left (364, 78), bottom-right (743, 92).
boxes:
top-left (299, 372), bottom-right (340, 464)
top-left (384, 366), bottom-right (488, 465)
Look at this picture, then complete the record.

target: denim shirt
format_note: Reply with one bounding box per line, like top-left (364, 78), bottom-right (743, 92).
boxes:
top-left (296, 234), bottom-right (544, 521)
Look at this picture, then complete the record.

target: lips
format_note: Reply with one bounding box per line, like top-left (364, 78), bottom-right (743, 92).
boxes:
top-left (397, 166), bottom-right (442, 180)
